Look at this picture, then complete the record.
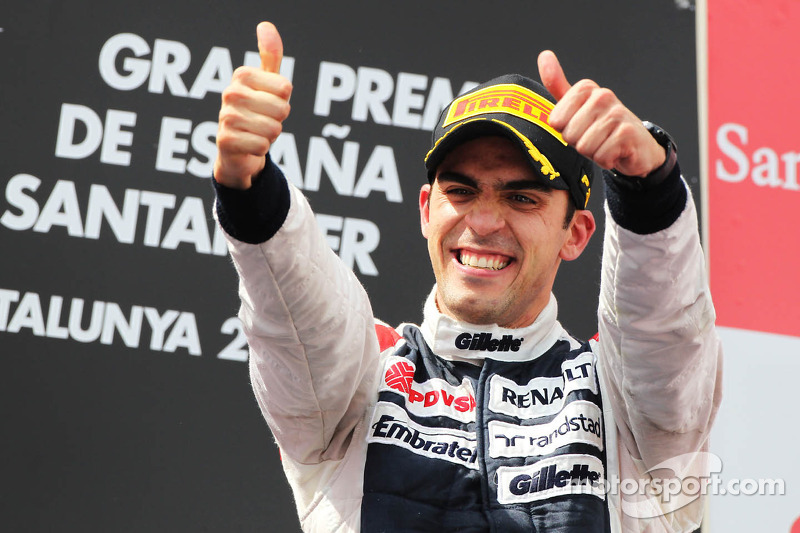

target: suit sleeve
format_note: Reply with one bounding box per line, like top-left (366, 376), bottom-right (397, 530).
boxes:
top-left (213, 158), bottom-right (381, 465)
top-left (595, 162), bottom-right (724, 530)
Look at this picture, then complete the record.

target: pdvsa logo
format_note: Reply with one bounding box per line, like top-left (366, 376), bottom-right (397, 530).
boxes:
top-left (455, 332), bottom-right (523, 352)
top-left (385, 361), bottom-right (414, 393)
top-left (382, 358), bottom-right (477, 422)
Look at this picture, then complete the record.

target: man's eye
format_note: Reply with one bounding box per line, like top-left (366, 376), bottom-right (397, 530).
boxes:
top-left (511, 194), bottom-right (535, 204)
top-left (447, 188), bottom-right (473, 196)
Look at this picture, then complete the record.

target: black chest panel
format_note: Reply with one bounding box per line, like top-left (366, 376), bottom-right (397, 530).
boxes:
top-left (362, 325), bottom-right (610, 532)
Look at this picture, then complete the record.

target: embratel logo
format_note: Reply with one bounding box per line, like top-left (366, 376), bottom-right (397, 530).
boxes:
top-left (368, 402), bottom-right (478, 470)
top-left (455, 332), bottom-right (523, 352)
top-left (442, 84), bottom-right (566, 146)
top-left (382, 358), bottom-right (477, 423)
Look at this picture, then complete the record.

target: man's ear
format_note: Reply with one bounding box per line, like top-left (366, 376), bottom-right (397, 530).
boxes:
top-left (419, 183), bottom-right (432, 239)
top-left (559, 209), bottom-right (596, 261)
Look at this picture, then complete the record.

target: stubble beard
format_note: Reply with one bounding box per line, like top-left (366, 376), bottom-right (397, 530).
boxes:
top-left (436, 281), bottom-right (516, 326)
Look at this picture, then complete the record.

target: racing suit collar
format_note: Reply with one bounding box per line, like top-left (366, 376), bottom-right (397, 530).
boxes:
top-left (420, 286), bottom-right (569, 364)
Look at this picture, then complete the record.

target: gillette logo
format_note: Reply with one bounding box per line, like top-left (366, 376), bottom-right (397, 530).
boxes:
top-left (455, 332), bottom-right (523, 352)
top-left (497, 454), bottom-right (606, 504)
top-left (509, 462), bottom-right (602, 495)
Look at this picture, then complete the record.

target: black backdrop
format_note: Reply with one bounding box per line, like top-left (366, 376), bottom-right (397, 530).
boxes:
top-left (1, 1), bottom-right (699, 531)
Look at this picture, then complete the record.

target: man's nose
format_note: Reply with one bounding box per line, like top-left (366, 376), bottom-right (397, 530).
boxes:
top-left (464, 200), bottom-right (506, 236)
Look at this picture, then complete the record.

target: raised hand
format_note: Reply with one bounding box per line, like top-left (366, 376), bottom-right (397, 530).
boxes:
top-left (213, 22), bottom-right (293, 189)
top-left (537, 50), bottom-right (665, 177)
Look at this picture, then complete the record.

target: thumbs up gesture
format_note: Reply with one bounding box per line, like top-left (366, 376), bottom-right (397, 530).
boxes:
top-left (537, 50), bottom-right (666, 178)
top-left (214, 22), bottom-right (293, 189)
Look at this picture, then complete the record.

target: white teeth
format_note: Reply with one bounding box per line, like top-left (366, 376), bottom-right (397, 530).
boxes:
top-left (459, 252), bottom-right (508, 270)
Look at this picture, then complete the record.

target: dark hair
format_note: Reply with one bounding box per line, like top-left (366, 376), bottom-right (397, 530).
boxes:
top-left (563, 200), bottom-right (576, 230)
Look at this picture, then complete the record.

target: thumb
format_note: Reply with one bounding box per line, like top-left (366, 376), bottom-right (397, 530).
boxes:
top-left (537, 50), bottom-right (571, 101)
top-left (256, 21), bottom-right (283, 73)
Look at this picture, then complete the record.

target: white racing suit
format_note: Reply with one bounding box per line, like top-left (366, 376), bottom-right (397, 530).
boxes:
top-left (214, 156), bottom-right (722, 533)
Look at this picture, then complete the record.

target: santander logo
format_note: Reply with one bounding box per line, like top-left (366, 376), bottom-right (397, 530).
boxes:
top-left (383, 360), bottom-right (477, 419)
top-left (715, 123), bottom-right (800, 191)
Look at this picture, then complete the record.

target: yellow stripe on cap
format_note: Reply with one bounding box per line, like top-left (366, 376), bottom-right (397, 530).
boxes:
top-left (442, 83), bottom-right (567, 146)
top-left (489, 119), bottom-right (560, 182)
top-left (424, 117), bottom-right (562, 184)
top-left (424, 118), bottom-right (479, 163)
top-left (581, 174), bottom-right (591, 208)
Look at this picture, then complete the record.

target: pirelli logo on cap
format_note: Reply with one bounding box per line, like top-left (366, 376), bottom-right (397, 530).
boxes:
top-left (443, 84), bottom-right (567, 146)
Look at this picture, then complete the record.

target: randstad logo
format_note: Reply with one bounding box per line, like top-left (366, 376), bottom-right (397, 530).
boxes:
top-left (455, 332), bottom-right (523, 352)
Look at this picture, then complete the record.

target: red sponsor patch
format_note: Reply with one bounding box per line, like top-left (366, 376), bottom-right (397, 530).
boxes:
top-left (385, 361), bottom-right (415, 394)
top-left (707, 0), bottom-right (800, 337)
top-left (375, 323), bottom-right (402, 352)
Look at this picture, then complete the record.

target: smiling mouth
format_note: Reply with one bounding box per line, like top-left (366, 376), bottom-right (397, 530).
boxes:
top-left (457, 250), bottom-right (511, 271)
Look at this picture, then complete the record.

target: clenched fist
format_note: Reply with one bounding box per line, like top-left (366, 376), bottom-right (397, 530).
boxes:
top-left (537, 50), bottom-right (666, 178)
top-left (213, 22), bottom-right (293, 189)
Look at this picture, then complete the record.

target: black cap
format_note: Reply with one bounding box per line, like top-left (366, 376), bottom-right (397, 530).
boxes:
top-left (424, 74), bottom-right (595, 209)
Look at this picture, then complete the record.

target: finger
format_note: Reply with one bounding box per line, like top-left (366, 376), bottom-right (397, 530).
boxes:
top-left (248, 92), bottom-right (292, 122)
top-left (569, 118), bottom-right (616, 164)
top-left (256, 21), bottom-right (283, 73)
top-left (228, 82), bottom-right (291, 119)
top-left (230, 108), bottom-right (286, 143)
top-left (590, 131), bottom-right (632, 172)
top-left (225, 130), bottom-right (276, 156)
top-left (558, 84), bottom-right (605, 145)
top-left (537, 50), bottom-right (571, 102)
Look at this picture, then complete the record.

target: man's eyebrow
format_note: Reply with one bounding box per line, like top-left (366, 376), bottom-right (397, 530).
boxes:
top-left (436, 172), bottom-right (478, 188)
top-left (436, 172), bottom-right (552, 194)
top-left (501, 179), bottom-right (552, 194)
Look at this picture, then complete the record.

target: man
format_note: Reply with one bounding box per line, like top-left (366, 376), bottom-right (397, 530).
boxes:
top-left (213, 22), bottom-right (722, 532)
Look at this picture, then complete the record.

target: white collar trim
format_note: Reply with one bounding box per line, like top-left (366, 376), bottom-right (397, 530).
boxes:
top-left (420, 286), bottom-right (572, 364)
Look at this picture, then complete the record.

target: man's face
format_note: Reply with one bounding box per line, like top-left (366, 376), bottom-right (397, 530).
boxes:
top-left (419, 136), bottom-right (594, 328)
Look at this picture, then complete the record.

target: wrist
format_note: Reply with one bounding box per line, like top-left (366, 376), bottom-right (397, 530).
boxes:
top-left (610, 121), bottom-right (678, 191)
top-left (213, 154), bottom-right (290, 244)
top-left (212, 157), bottom-right (264, 190)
